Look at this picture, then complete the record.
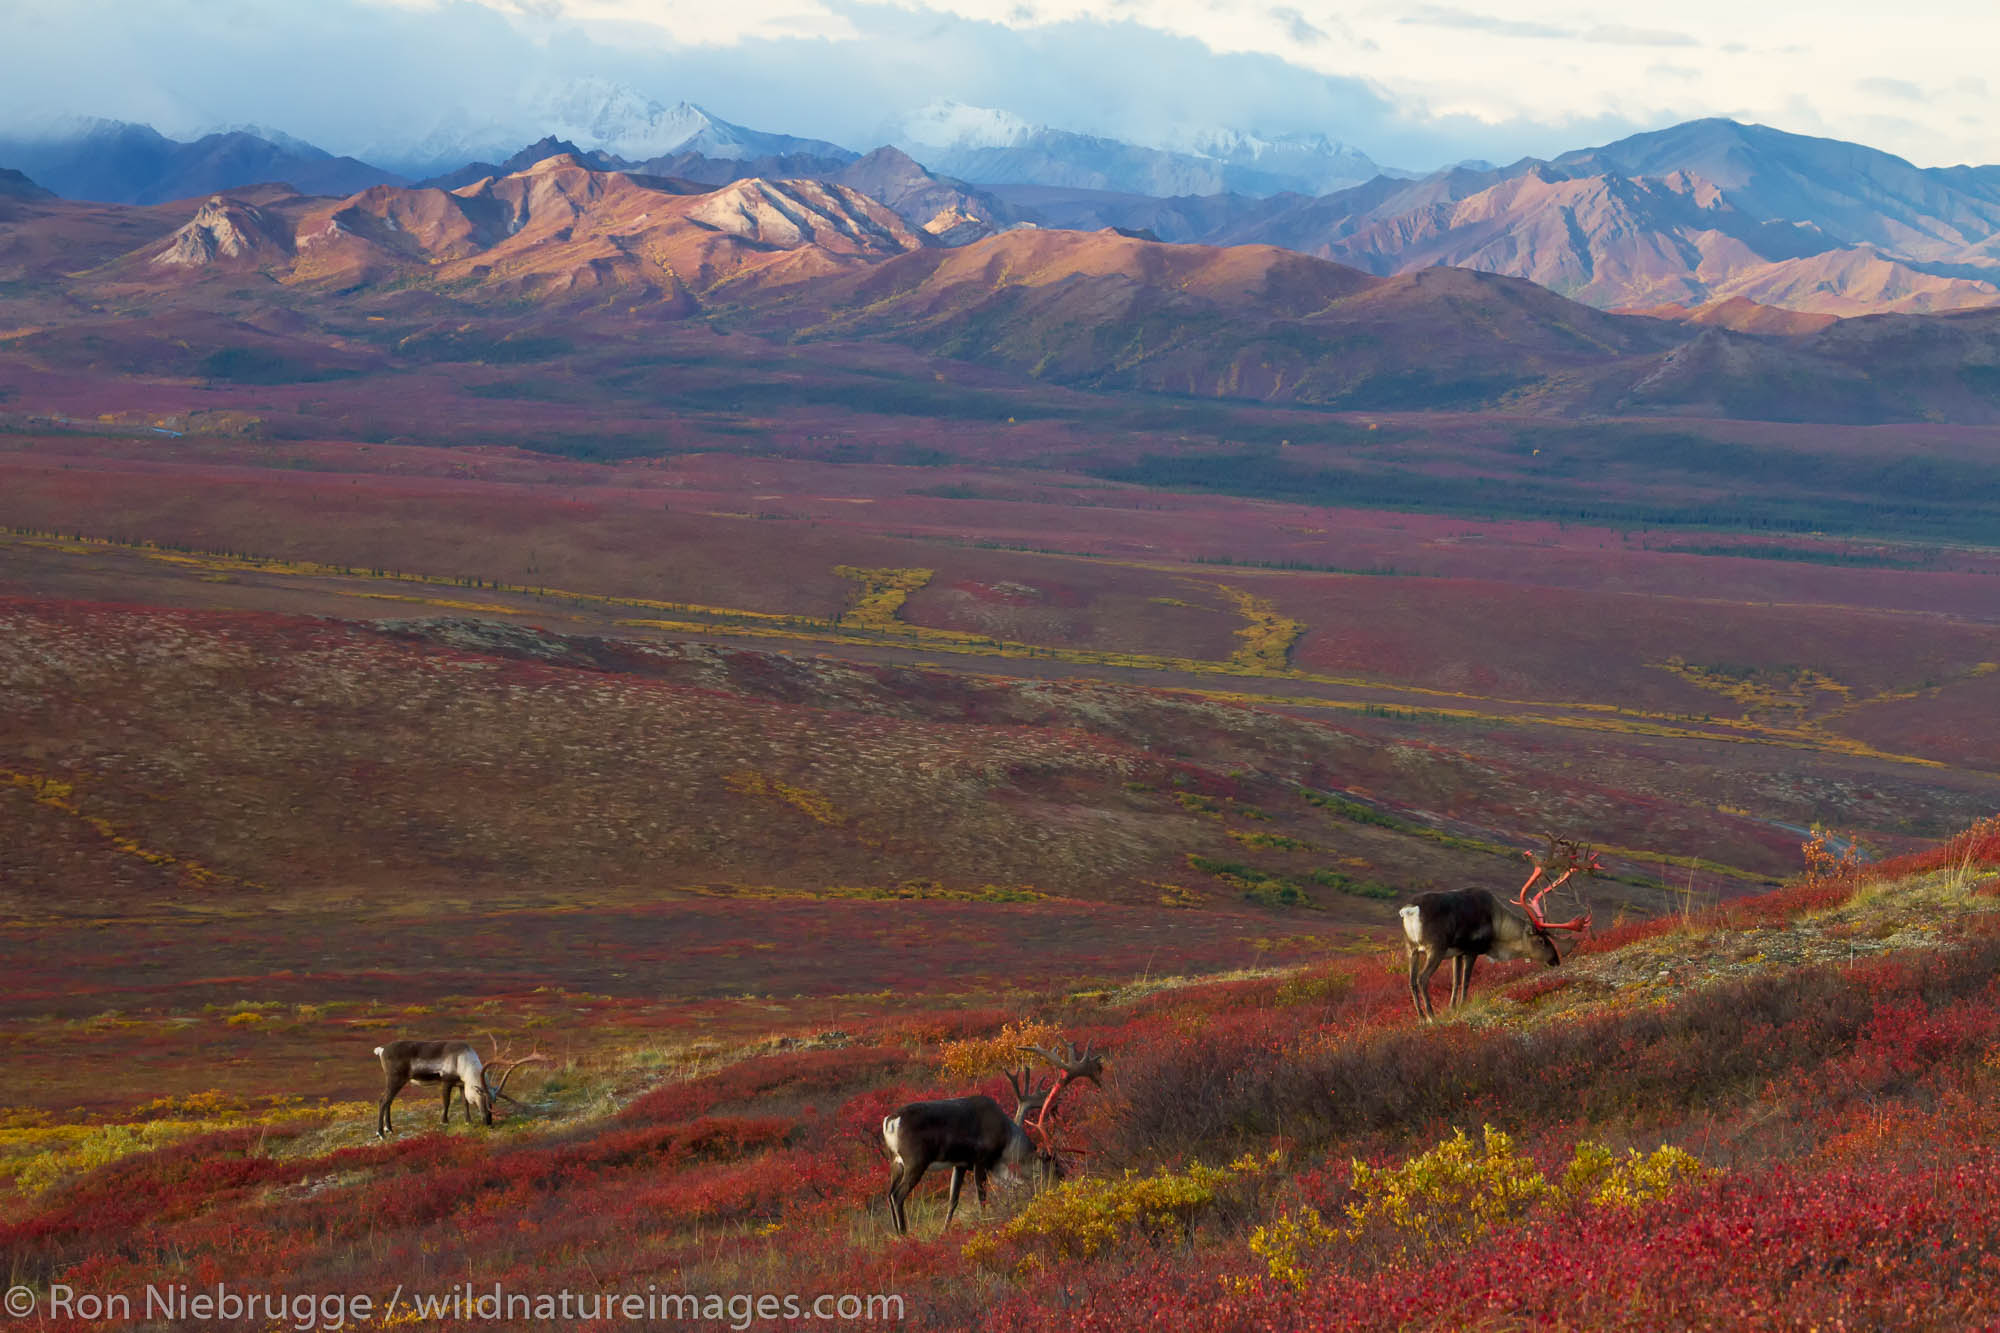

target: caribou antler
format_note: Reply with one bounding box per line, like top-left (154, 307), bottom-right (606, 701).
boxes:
top-left (1002, 1066), bottom-right (1050, 1122)
top-left (1019, 1038), bottom-right (1105, 1143)
top-left (1516, 834), bottom-right (1597, 933)
top-left (485, 1050), bottom-right (547, 1109)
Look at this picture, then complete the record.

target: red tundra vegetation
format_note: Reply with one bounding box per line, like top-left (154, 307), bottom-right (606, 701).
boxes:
top-left (4, 818), bottom-right (1999, 1330)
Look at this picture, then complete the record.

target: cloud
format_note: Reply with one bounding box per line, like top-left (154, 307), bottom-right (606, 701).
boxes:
top-left (3, 0), bottom-right (1460, 164)
top-left (0, 0), bottom-right (548, 145)
top-left (0, 0), bottom-right (1993, 174)
top-left (1857, 76), bottom-right (1925, 102)
top-left (1579, 24), bottom-right (1697, 47)
top-left (1269, 6), bottom-right (1327, 46)
top-left (1397, 5), bottom-right (1569, 39)
top-left (1397, 7), bottom-right (1694, 47)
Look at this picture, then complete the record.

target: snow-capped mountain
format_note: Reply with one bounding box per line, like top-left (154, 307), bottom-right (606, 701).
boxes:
top-left (363, 108), bottom-right (522, 180)
top-left (896, 101), bottom-right (1036, 151)
top-left (893, 100), bottom-right (1399, 197)
top-left (535, 79), bottom-right (705, 160)
top-left (369, 79), bottom-right (857, 178)
top-left (530, 80), bottom-right (854, 162)
top-left (1169, 128), bottom-right (1409, 194)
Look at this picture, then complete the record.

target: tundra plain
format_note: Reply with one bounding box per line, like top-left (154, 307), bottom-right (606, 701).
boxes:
top-left (5, 156), bottom-right (2000, 1329)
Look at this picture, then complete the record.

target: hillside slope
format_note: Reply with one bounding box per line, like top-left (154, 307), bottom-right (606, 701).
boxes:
top-left (5, 811), bottom-right (1997, 1329)
top-left (1619, 305), bottom-right (2000, 422)
top-left (720, 226), bottom-right (1678, 407)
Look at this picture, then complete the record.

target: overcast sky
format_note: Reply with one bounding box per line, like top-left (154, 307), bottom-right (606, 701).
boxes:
top-left (2, 0), bottom-right (1992, 170)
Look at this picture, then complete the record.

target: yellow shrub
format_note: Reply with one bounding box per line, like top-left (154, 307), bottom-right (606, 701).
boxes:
top-left (3, 1124), bottom-right (193, 1195)
top-left (1559, 1140), bottom-right (1713, 1211)
top-left (135, 1090), bottom-right (245, 1119)
top-left (937, 1019), bottom-right (1066, 1081)
top-left (969, 1153), bottom-right (1270, 1264)
top-left (1346, 1125), bottom-right (1551, 1252)
top-left (833, 566), bottom-right (934, 630)
top-left (1247, 1127), bottom-right (1718, 1288)
top-left (1274, 968), bottom-right (1354, 1007)
top-left (0, 1094), bottom-right (375, 1197)
top-left (1245, 1204), bottom-right (1341, 1290)
top-left (1212, 585), bottom-right (1305, 673)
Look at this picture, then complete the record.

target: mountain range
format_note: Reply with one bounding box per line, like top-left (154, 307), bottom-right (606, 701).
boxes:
top-left (11, 98), bottom-right (2000, 322)
top-left (10, 149), bottom-right (2000, 426)
top-left (995, 120), bottom-right (2000, 317)
top-left (411, 138), bottom-right (1005, 246)
top-left (0, 117), bottom-right (403, 206)
top-left (1204, 119), bottom-right (2000, 316)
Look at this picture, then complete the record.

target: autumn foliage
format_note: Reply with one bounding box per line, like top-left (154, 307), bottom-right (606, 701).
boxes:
top-left (0, 815), bottom-right (1996, 1329)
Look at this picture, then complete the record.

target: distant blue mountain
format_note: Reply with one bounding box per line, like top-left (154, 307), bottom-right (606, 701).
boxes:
top-left (0, 118), bottom-right (403, 203)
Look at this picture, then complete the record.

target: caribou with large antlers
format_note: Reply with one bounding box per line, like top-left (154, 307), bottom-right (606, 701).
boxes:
top-left (1400, 835), bottom-right (1597, 1021)
top-left (374, 1038), bottom-right (543, 1137)
top-left (881, 1037), bottom-right (1104, 1235)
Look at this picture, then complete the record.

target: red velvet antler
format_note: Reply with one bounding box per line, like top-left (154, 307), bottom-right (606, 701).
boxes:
top-left (1517, 836), bottom-right (1597, 933)
top-left (1019, 1039), bottom-right (1105, 1142)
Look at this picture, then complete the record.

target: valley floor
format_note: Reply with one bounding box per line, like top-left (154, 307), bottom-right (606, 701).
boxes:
top-left (3, 421), bottom-right (1998, 1329)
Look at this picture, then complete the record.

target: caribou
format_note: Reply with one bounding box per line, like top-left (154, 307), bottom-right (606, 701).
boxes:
top-left (882, 1038), bottom-right (1104, 1235)
top-left (1401, 835), bottom-right (1598, 1021)
top-left (374, 1038), bottom-right (543, 1137)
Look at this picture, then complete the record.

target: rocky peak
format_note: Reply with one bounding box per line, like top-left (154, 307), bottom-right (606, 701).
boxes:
top-left (152, 195), bottom-right (290, 266)
top-left (688, 178), bottom-right (924, 254)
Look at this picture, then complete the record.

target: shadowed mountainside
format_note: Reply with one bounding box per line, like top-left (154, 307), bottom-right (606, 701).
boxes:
top-left (720, 227), bottom-right (1678, 407)
top-left (0, 119), bottom-right (403, 204)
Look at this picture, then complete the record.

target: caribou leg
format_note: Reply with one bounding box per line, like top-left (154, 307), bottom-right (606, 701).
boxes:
top-left (889, 1157), bottom-right (929, 1236)
top-left (1413, 949), bottom-right (1448, 1022)
top-left (1407, 946), bottom-right (1432, 1020)
top-left (944, 1165), bottom-right (967, 1228)
top-left (1451, 954), bottom-right (1480, 1010)
top-left (377, 1072), bottom-right (408, 1137)
top-left (885, 1162), bottom-right (906, 1234)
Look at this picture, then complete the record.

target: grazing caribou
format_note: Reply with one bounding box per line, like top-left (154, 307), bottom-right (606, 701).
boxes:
top-left (374, 1038), bottom-right (543, 1137)
top-left (882, 1038), bottom-right (1104, 1235)
top-left (1401, 836), bottom-right (1597, 1022)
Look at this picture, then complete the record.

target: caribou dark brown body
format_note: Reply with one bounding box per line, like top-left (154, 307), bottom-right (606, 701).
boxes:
top-left (1400, 888), bottom-right (1561, 1021)
top-left (881, 1093), bottom-right (1049, 1235)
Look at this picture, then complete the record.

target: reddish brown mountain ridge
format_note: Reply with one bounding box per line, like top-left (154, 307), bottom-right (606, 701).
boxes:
top-left (12, 153), bottom-right (2000, 423)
